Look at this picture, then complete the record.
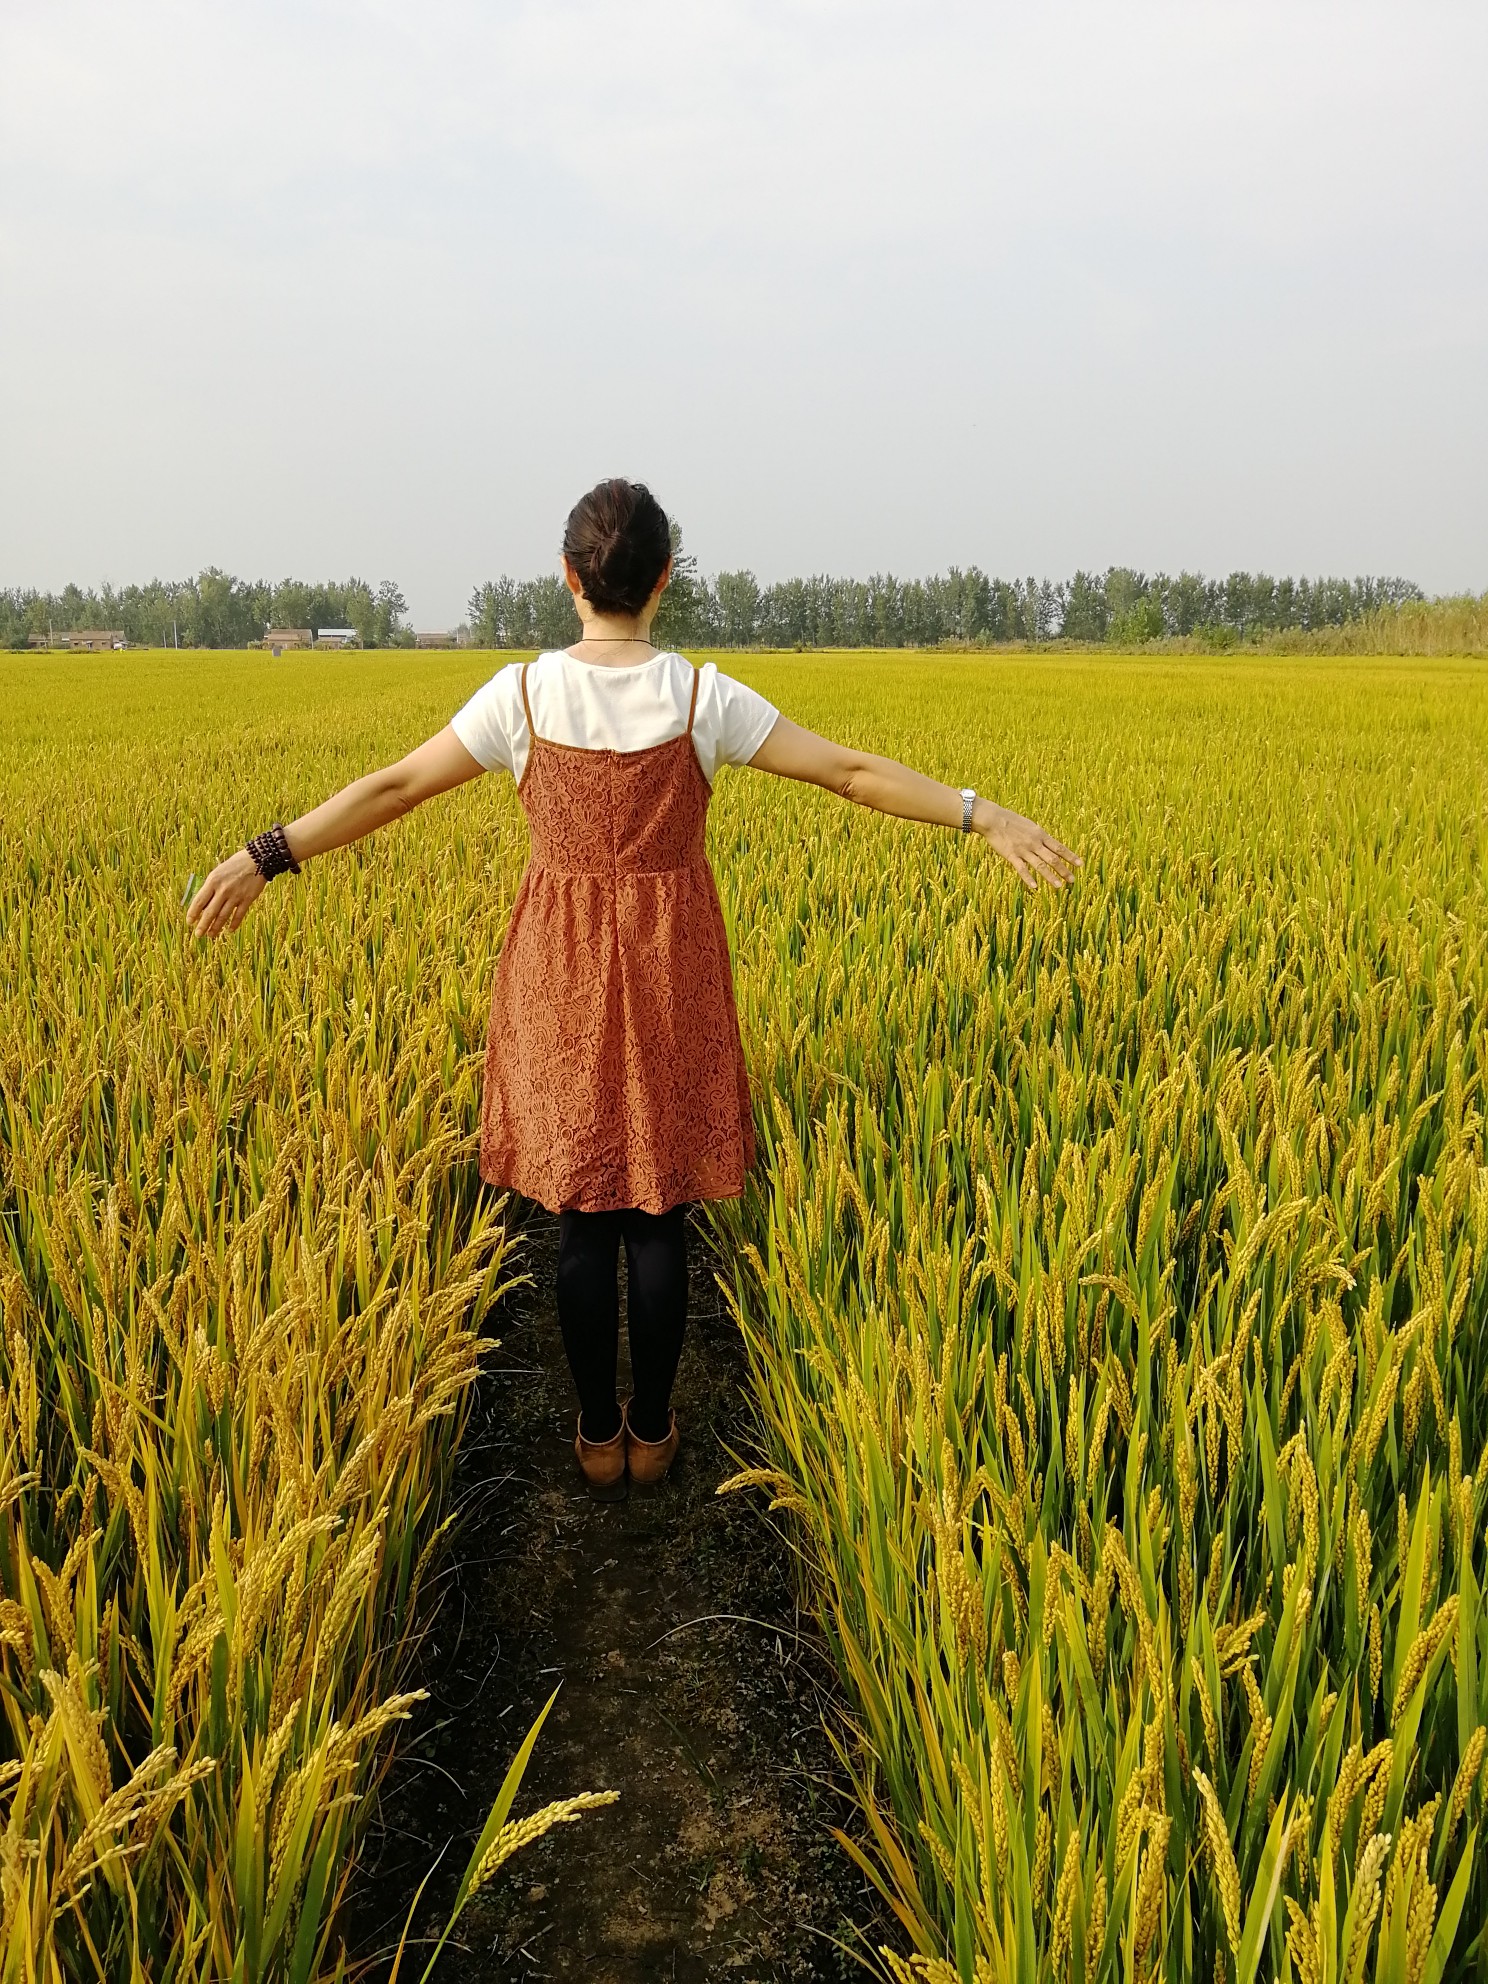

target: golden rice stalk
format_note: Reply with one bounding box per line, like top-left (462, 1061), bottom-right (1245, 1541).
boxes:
top-left (1445, 1725), bottom-right (1486, 1848)
top-left (468, 1790), bottom-right (621, 1892)
top-left (1192, 1769), bottom-right (1242, 1955)
top-left (1342, 1830), bottom-right (1392, 1984)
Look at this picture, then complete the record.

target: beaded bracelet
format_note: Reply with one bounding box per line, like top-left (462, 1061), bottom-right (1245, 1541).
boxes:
top-left (245, 823), bottom-right (301, 880)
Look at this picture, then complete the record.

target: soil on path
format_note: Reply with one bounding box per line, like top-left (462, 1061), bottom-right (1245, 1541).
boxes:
top-left (348, 1212), bottom-right (895, 1982)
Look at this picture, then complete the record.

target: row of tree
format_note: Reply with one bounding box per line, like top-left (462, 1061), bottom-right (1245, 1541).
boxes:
top-left (4, 557), bottom-right (1422, 652)
top-left (468, 554), bottom-right (1422, 649)
top-left (0, 571), bottom-right (411, 650)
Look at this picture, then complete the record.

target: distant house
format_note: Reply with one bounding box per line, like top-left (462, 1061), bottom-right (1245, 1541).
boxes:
top-left (29, 629), bottom-right (126, 652)
top-left (262, 628), bottom-right (313, 653)
top-left (314, 627), bottom-right (363, 649)
top-left (415, 631), bottom-right (457, 649)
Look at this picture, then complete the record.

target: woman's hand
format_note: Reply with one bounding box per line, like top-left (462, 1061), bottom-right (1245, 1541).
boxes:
top-left (186, 850), bottom-right (268, 940)
top-left (974, 799), bottom-right (1082, 891)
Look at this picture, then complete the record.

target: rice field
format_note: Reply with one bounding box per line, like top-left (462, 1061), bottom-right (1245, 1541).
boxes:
top-left (3, 646), bottom-right (1486, 1981)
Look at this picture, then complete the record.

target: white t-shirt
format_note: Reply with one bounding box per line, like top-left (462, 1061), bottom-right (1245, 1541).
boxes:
top-left (449, 650), bottom-right (780, 788)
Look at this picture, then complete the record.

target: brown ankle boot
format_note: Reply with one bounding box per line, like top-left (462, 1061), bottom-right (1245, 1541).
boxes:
top-left (623, 1400), bottom-right (679, 1486)
top-left (574, 1412), bottom-right (627, 1501)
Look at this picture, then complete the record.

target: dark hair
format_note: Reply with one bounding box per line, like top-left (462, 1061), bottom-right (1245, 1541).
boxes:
top-left (562, 479), bottom-right (672, 617)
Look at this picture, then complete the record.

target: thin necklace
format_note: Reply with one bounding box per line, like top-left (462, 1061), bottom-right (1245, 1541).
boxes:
top-left (575, 634), bottom-right (650, 644)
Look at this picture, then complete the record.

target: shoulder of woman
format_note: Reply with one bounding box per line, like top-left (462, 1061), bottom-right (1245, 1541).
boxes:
top-left (655, 650), bottom-right (705, 686)
top-left (473, 658), bottom-right (537, 720)
top-left (462, 657), bottom-right (516, 700)
top-left (694, 658), bottom-right (757, 700)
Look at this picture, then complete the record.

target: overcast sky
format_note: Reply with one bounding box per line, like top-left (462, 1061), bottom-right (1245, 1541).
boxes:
top-left (2, 1), bottom-right (1484, 626)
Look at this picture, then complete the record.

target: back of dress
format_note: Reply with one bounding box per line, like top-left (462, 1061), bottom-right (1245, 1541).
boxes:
top-left (477, 660), bottom-right (756, 1216)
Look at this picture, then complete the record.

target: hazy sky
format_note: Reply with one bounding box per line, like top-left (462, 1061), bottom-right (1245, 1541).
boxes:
top-left (3, 1), bottom-right (1484, 625)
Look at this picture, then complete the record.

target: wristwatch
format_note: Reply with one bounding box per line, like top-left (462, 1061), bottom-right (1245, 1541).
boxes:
top-left (959, 787), bottom-right (977, 832)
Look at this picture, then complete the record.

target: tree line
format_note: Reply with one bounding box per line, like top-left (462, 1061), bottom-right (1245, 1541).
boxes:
top-left (468, 551), bottom-right (1421, 649)
top-left (0, 571), bottom-right (411, 650)
top-left (4, 555), bottom-right (1422, 651)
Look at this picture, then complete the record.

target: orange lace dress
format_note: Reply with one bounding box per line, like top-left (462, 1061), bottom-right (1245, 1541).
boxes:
top-left (478, 661), bottom-right (757, 1214)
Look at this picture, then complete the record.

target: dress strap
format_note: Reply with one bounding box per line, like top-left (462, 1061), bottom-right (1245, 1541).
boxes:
top-left (684, 663), bottom-right (700, 740)
top-left (519, 661), bottom-right (539, 743)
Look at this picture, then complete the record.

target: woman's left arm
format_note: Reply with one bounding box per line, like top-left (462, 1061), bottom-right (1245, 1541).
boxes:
top-left (745, 715), bottom-right (1081, 891)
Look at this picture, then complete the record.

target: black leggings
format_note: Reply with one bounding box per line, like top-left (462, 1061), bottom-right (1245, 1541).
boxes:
top-left (556, 1205), bottom-right (689, 1446)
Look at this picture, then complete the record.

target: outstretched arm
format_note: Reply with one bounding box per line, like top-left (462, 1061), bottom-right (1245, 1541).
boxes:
top-left (746, 715), bottom-right (1080, 891)
top-left (186, 726), bottom-right (486, 940)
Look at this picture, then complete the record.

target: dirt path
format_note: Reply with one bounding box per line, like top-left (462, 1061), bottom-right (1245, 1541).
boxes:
top-left (349, 1213), bottom-right (892, 1981)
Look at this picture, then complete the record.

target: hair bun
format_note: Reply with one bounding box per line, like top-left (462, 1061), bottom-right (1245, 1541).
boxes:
top-left (562, 480), bottom-right (672, 619)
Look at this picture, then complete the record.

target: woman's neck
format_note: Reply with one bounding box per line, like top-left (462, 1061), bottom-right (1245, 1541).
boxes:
top-left (567, 611), bottom-right (659, 668)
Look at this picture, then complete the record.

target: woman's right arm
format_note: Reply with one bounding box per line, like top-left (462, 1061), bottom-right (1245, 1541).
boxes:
top-left (186, 726), bottom-right (486, 940)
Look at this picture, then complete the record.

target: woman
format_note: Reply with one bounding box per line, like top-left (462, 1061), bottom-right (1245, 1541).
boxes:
top-left (187, 479), bottom-right (1080, 1499)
